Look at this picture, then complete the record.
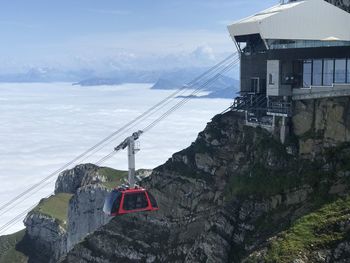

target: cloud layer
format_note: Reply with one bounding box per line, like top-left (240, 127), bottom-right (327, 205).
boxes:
top-left (0, 82), bottom-right (232, 234)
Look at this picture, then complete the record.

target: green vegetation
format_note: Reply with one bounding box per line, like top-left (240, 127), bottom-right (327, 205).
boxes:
top-left (224, 160), bottom-right (334, 200)
top-left (264, 196), bottom-right (350, 262)
top-left (225, 165), bottom-right (298, 199)
top-left (32, 193), bottom-right (73, 228)
top-left (98, 167), bottom-right (128, 189)
top-left (0, 230), bottom-right (27, 263)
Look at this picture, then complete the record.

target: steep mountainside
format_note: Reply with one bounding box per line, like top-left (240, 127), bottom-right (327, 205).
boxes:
top-left (1, 98), bottom-right (350, 262)
top-left (62, 97), bottom-right (350, 263)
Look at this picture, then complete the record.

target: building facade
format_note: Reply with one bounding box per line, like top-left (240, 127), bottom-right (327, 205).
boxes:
top-left (227, 0), bottom-right (350, 142)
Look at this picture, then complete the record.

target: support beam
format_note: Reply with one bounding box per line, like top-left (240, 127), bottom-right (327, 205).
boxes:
top-left (127, 136), bottom-right (136, 188)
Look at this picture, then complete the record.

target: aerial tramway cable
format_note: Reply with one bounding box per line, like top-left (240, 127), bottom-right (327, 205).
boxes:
top-left (0, 53), bottom-right (238, 216)
top-left (0, 54), bottom-right (239, 234)
top-left (78, 53), bottom-right (239, 164)
top-left (94, 57), bottom-right (239, 166)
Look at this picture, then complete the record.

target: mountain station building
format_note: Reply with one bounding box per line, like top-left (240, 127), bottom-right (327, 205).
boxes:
top-left (227, 0), bottom-right (350, 142)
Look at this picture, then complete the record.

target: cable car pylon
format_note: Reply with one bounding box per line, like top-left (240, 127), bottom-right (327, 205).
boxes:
top-left (103, 130), bottom-right (159, 216)
top-left (114, 130), bottom-right (143, 188)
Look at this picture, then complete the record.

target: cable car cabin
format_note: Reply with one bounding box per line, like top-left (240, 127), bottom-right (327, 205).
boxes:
top-left (103, 187), bottom-right (159, 216)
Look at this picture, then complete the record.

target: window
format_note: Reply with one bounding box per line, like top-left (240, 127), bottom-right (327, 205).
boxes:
top-left (147, 192), bottom-right (158, 208)
top-left (312, 59), bottom-right (323, 86)
top-left (323, 59), bottom-right (334, 86)
top-left (103, 190), bottom-right (122, 214)
top-left (303, 60), bottom-right (312, 87)
top-left (250, 78), bottom-right (259, 93)
top-left (123, 192), bottom-right (148, 211)
top-left (347, 59), bottom-right (350, 83)
top-left (335, 59), bottom-right (346, 83)
top-left (269, 74), bottom-right (274, 85)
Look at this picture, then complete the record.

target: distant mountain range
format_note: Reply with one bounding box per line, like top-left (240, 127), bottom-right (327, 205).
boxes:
top-left (152, 73), bottom-right (239, 99)
top-left (75, 70), bottom-right (239, 99)
top-left (72, 68), bottom-right (205, 87)
top-left (0, 66), bottom-right (239, 99)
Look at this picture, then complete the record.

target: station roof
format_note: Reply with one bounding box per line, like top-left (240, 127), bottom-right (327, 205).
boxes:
top-left (227, 0), bottom-right (350, 42)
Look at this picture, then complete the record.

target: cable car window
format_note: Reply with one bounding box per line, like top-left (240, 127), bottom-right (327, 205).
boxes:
top-left (103, 190), bottom-right (121, 214)
top-left (148, 192), bottom-right (158, 208)
top-left (123, 192), bottom-right (148, 210)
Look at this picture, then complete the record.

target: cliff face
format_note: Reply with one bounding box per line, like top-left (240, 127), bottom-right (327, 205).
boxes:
top-left (55, 163), bottom-right (106, 194)
top-left (67, 184), bottom-right (111, 250)
top-left (63, 97), bottom-right (350, 263)
top-left (20, 164), bottom-right (114, 262)
top-left (16, 164), bottom-right (151, 262)
top-left (293, 97), bottom-right (350, 157)
top-left (22, 213), bottom-right (68, 262)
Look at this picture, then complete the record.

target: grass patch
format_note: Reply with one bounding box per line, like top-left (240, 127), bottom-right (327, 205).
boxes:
top-left (0, 230), bottom-right (27, 263)
top-left (98, 167), bottom-right (128, 189)
top-left (264, 196), bottom-right (350, 262)
top-left (32, 193), bottom-right (73, 228)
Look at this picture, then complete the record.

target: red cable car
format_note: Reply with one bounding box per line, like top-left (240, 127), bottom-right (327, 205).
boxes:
top-left (103, 186), bottom-right (159, 216)
top-left (103, 131), bottom-right (159, 216)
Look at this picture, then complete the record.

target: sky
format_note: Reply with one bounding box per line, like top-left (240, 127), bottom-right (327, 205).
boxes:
top-left (0, 0), bottom-right (278, 73)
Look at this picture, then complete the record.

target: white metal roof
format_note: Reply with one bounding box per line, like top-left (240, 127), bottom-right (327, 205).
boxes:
top-left (227, 0), bottom-right (350, 42)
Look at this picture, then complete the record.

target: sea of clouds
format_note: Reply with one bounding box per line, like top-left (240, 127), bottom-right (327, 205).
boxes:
top-left (0, 82), bottom-right (232, 234)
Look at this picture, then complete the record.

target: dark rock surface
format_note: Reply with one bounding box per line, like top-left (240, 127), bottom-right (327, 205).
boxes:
top-left (62, 108), bottom-right (350, 262)
top-left (326, 0), bottom-right (350, 12)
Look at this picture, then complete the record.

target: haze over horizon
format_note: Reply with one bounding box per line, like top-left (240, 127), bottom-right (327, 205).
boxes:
top-left (0, 0), bottom-right (277, 79)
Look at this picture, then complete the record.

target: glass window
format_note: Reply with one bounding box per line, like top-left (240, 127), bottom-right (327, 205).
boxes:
top-left (312, 59), bottom-right (323, 86)
top-left (335, 59), bottom-right (346, 83)
top-left (269, 74), bottom-right (273, 85)
top-left (123, 192), bottom-right (148, 211)
top-left (303, 60), bottom-right (312, 87)
top-left (323, 59), bottom-right (334, 86)
top-left (250, 78), bottom-right (259, 93)
top-left (103, 190), bottom-right (121, 214)
top-left (347, 59), bottom-right (350, 83)
top-left (147, 192), bottom-right (158, 208)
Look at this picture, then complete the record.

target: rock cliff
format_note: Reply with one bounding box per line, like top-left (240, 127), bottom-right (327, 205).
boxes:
top-left (12, 165), bottom-right (127, 262)
top-left (67, 184), bottom-right (111, 250)
top-left (22, 213), bottom-right (68, 262)
top-left (61, 102), bottom-right (350, 263)
top-left (293, 97), bottom-right (350, 157)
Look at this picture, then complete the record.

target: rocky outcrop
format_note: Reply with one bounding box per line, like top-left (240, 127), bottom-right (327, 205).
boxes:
top-left (13, 163), bottom-right (152, 262)
top-left (293, 97), bottom-right (350, 157)
top-left (55, 163), bottom-right (104, 194)
top-left (23, 213), bottom-right (67, 263)
top-left (62, 109), bottom-right (350, 263)
top-left (18, 164), bottom-right (116, 262)
top-left (67, 184), bottom-right (111, 250)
